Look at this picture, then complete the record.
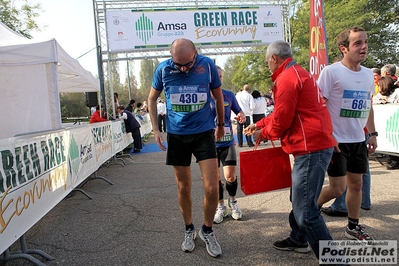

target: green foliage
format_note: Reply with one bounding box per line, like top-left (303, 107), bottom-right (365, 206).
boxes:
top-left (222, 49), bottom-right (273, 95)
top-left (123, 60), bottom-right (139, 101)
top-left (114, 60), bottom-right (139, 106)
top-left (0, 0), bottom-right (42, 38)
top-left (60, 93), bottom-right (90, 118)
top-left (140, 58), bottom-right (159, 99)
top-left (109, 56), bottom-right (121, 93)
top-left (221, 0), bottom-right (399, 89)
top-left (221, 56), bottom-right (241, 92)
top-left (290, 0), bottom-right (399, 69)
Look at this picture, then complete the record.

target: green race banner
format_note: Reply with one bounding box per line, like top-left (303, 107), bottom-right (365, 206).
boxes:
top-left (0, 121), bottom-right (133, 254)
top-left (105, 6), bottom-right (283, 51)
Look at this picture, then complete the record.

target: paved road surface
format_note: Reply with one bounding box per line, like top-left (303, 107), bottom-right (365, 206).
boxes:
top-left (3, 134), bottom-right (398, 266)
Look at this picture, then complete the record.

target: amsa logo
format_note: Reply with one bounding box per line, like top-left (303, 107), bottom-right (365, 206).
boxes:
top-left (135, 13), bottom-right (188, 44)
top-left (135, 13), bottom-right (154, 44)
top-left (157, 22), bottom-right (187, 31)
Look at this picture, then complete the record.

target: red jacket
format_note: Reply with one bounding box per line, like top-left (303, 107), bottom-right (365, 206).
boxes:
top-left (256, 57), bottom-right (336, 156)
top-left (90, 110), bottom-right (108, 123)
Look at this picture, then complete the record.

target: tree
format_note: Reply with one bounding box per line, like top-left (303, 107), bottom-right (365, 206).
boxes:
top-left (123, 59), bottom-right (139, 102)
top-left (231, 50), bottom-right (273, 94)
top-left (60, 93), bottom-right (89, 118)
top-left (109, 57), bottom-right (121, 95)
top-left (139, 59), bottom-right (159, 99)
top-left (103, 55), bottom-right (122, 113)
top-left (222, 56), bottom-right (242, 93)
top-left (290, 0), bottom-right (399, 69)
top-left (221, 49), bottom-right (273, 95)
top-left (0, 0), bottom-right (42, 38)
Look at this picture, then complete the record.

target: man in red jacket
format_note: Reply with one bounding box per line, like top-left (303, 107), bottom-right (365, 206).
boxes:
top-left (244, 40), bottom-right (336, 260)
top-left (89, 105), bottom-right (108, 123)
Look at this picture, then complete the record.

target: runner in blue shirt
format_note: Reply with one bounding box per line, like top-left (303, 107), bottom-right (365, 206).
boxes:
top-left (148, 38), bottom-right (224, 258)
top-left (212, 66), bottom-right (246, 224)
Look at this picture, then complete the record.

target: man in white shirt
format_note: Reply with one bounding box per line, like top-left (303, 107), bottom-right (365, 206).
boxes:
top-left (157, 98), bottom-right (167, 132)
top-left (235, 84), bottom-right (255, 147)
top-left (317, 26), bottom-right (377, 241)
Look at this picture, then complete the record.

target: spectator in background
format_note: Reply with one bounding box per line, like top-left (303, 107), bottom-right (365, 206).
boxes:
top-left (142, 101), bottom-right (148, 112)
top-left (134, 102), bottom-right (142, 114)
top-left (157, 98), bottom-right (167, 132)
top-left (90, 105), bottom-right (96, 115)
top-left (371, 68), bottom-right (381, 96)
top-left (264, 92), bottom-right (275, 117)
top-left (90, 105), bottom-right (108, 123)
top-left (126, 99), bottom-right (136, 113)
top-left (117, 105), bottom-right (142, 153)
top-left (114, 92), bottom-right (120, 107)
top-left (381, 64), bottom-right (398, 83)
top-left (251, 90), bottom-right (267, 123)
top-left (264, 92), bottom-right (274, 106)
top-left (373, 76), bottom-right (397, 104)
top-left (134, 102), bottom-right (146, 122)
top-left (380, 64), bottom-right (399, 170)
top-left (113, 92), bottom-right (120, 119)
top-left (235, 84), bottom-right (255, 147)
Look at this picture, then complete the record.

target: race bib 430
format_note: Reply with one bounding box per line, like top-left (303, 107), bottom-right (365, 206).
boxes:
top-left (169, 85), bottom-right (208, 112)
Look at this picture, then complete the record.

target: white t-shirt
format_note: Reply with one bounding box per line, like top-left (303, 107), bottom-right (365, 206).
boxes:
top-left (389, 88), bottom-right (399, 103)
top-left (235, 90), bottom-right (255, 116)
top-left (253, 97), bottom-right (267, 115)
top-left (157, 102), bottom-right (166, 115)
top-left (318, 62), bottom-right (374, 143)
top-left (373, 92), bottom-right (386, 104)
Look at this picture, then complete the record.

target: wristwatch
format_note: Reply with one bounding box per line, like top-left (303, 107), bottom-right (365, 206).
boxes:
top-left (369, 132), bottom-right (378, 137)
top-left (217, 123), bottom-right (224, 127)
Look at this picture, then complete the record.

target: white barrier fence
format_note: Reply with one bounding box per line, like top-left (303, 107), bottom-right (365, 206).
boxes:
top-left (0, 120), bottom-right (134, 254)
top-left (136, 113), bottom-right (152, 138)
top-left (374, 104), bottom-right (399, 154)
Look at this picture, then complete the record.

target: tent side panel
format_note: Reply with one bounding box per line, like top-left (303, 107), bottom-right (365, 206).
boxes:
top-left (46, 62), bottom-right (62, 131)
top-left (0, 64), bottom-right (62, 139)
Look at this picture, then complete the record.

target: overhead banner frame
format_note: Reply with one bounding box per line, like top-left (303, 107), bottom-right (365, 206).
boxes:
top-left (93, 0), bottom-right (290, 124)
top-left (105, 6), bottom-right (284, 52)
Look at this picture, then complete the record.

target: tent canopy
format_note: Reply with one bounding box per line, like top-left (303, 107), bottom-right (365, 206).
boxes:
top-left (0, 21), bottom-right (100, 139)
top-left (0, 21), bottom-right (99, 93)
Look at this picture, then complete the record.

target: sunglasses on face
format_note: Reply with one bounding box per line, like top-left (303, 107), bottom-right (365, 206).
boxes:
top-left (173, 52), bottom-right (197, 68)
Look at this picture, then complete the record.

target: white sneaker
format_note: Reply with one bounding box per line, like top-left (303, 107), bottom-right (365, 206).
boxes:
top-left (199, 229), bottom-right (222, 257)
top-left (213, 204), bottom-right (228, 224)
top-left (228, 198), bottom-right (242, 220)
top-left (181, 228), bottom-right (196, 252)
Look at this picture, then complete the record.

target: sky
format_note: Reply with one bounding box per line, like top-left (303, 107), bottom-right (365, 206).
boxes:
top-left (32, 0), bottom-right (99, 77)
top-left (30, 0), bottom-right (228, 82)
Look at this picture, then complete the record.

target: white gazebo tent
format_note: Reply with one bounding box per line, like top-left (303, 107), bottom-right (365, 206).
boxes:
top-left (0, 21), bottom-right (99, 139)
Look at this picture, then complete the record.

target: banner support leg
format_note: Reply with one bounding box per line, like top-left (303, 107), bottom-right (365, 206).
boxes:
top-left (0, 235), bottom-right (55, 266)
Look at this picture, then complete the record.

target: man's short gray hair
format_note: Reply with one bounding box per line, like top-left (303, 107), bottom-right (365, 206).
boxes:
top-left (266, 40), bottom-right (293, 60)
top-left (381, 64), bottom-right (397, 76)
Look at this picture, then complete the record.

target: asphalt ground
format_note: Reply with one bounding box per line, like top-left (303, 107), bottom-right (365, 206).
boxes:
top-left (2, 133), bottom-right (399, 266)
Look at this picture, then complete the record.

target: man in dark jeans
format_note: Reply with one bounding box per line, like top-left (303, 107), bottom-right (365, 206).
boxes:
top-left (235, 84), bottom-right (255, 147)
